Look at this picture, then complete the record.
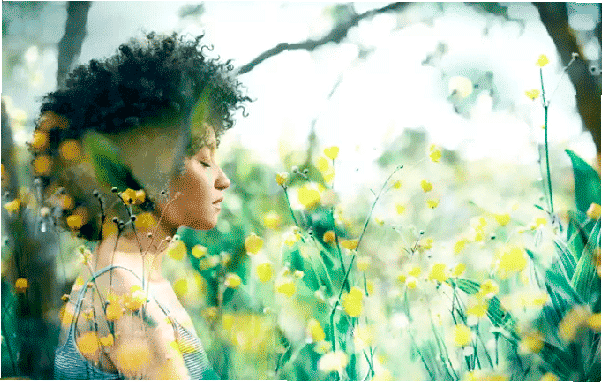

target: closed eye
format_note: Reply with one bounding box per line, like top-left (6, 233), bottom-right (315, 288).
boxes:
top-left (196, 159), bottom-right (211, 168)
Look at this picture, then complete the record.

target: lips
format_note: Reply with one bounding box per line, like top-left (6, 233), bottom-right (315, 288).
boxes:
top-left (213, 197), bottom-right (223, 209)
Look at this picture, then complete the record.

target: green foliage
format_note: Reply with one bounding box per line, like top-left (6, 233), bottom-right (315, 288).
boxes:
top-left (566, 149), bottom-right (601, 214)
top-left (82, 131), bottom-right (141, 192)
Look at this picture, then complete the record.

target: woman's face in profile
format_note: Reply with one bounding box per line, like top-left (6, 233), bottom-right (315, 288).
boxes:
top-left (160, 124), bottom-right (230, 231)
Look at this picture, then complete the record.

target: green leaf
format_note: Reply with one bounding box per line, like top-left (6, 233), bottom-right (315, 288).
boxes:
top-left (553, 239), bottom-right (577, 280)
top-left (447, 278), bottom-right (519, 340)
top-left (566, 149), bottom-right (601, 214)
top-left (82, 131), bottom-right (141, 192)
top-left (570, 222), bottom-right (601, 307)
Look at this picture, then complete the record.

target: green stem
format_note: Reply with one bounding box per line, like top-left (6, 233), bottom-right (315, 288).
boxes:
top-left (357, 165), bottom-right (403, 247)
top-left (540, 68), bottom-right (554, 213)
top-left (543, 105), bottom-right (553, 213)
top-left (282, 186), bottom-right (300, 227)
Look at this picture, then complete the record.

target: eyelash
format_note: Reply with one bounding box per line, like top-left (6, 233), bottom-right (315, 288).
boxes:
top-left (197, 159), bottom-right (211, 168)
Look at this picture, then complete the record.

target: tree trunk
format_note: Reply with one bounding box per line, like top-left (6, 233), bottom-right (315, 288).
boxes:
top-left (534, 2), bottom-right (602, 169)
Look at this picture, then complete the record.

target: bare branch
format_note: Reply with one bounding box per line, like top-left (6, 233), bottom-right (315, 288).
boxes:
top-left (236, 2), bottom-right (410, 75)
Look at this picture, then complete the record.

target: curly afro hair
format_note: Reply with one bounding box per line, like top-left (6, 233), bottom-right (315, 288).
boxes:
top-left (29, 32), bottom-right (250, 241)
top-left (41, 32), bottom-right (249, 142)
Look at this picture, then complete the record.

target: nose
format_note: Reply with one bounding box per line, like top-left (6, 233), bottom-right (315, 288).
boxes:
top-left (215, 166), bottom-right (230, 191)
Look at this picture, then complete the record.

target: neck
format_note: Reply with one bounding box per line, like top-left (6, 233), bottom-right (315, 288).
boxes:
top-left (94, 218), bottom-right (178, 282)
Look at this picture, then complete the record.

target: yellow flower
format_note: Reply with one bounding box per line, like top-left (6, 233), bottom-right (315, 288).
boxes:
top-left (494, 213), bottom-right (511, 226)
top-left (256, 263), bottom-right (274, 283)
top-left (198, 255), bottom-right (220, 270)
top-left (33, 155), bottom-right (52, 175)
top-left (341, 287), bottom-right (363, 317)
top-left (225, 273), bottom-right (241, 288)
top-left (428, 263), bottom-right (447, 283)
top-left (105, 302), bottom-right (123, 321)
top-left (38, 111), bottom-right (69, 130)
top-left (123, 287), bottom-right (146, 311)
top-left (452, 263), bottom-right (466, 277)
top-left (173, 278), bottom-right (188, 297)
top-left (318, 351), bottom-right (348, 372)
top-left (323, 146), bottom-right (339, 160)
top-left (408, 265), bottom-right (421, 278)
top-left (340, 239), bottom-right (358, 250)
top-left (395, 203), bottom-right (405, 214)
top-left (420, 179), bottom-right (433, 192)
top-left (587, 203), bottom-right (601, 220)
top-left (276, 172), bottom-right (289, 186)
top-left (587, 313), bottom-right (601, 331)
top-left (263, 210), bottom-right (282, 229)
top-left (396, 273), bottom-right (407, 284)
top-left (66, 214), bottom-right (84, 230)
top-left (540, 372), bottom-right (560, 381)
top-left (120, 188), bottom-right (145, 205)
top-left (536, 54), bottom-right (550, 67)
top-left (166, 240), bottom-right (186, 261)
top-left (498, 245), bottom-right (527, 275)
top-left (15, 278), bottom-right (28, 293)
top-left (558, 305), bottom-right (589, 342)
top-left (479, 279), bottom-right (499, 298)
top-left (307, 318), bottom-right (326, 342)
top-left (191, 244), bottom-right (207, 259)
top-left (59, 140), bottom-right (82, 161)
top-left (426, 198), bottom-right (439, 209)
top-left (453, 324), bottom-right (472, 347)
top-left (466, 300), bottom-right (489, 318)
top-left (406, 277), bottom-right (417, 289)
top-left (525, 89), bottom-right (540, 101)
top-left (77, 331), bottom-right (100, 357)
top-left (429, 145), bottom-right (442, 163)
top-left (245, 233), bottom-right (263, 254)
top-left (135, 212), bottom-right (157, 229)
top-left (276, 280), bottom-right (296, 297)
top-left (134, 190), bottom-right (146, 204)
top-left (519, 330), bottom-right (544, 353)
top-left (323, 230), bottom-right (336, 243)
top-left (100, 334), bottom-right (114, 347)
top-left (113, 337), bottom-right (151, 375)
top-left (356, 256), bottom-right (371, 271)
top-left (31, 131), bottom-right (49, 151)
top-left (393, 180), bottom-right (402, 189)
top-left (176, 337), bottom-right (200, 354)
top-left (297, 184), bottom-right (321, 209)
top-left (4, 199), bottom-right (21, 215)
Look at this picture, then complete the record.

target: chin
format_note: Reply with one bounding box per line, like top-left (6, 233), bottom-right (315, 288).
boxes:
top-left (187, 219), bottom-right (217, 231)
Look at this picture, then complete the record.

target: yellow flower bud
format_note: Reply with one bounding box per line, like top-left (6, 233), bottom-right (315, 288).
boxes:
top-left (15, 278), bottom-right (28, 293)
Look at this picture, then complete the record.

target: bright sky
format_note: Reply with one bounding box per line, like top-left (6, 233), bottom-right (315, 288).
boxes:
top-left (4, 1), bottom-right (597, 199)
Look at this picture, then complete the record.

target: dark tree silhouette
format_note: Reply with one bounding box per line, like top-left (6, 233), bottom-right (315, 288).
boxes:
top-left (533, 2), bottom-right (601, 168)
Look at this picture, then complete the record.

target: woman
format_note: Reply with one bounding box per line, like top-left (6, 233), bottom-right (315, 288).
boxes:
top-left (29, 33), bottom-right (249, 379)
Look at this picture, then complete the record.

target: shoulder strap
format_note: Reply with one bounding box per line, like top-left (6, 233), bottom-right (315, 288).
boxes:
top-left (69, 265), bottom-right (143, 334)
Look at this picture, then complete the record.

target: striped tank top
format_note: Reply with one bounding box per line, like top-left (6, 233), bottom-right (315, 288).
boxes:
top-left (54, 265), bottom-right (219, 379)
